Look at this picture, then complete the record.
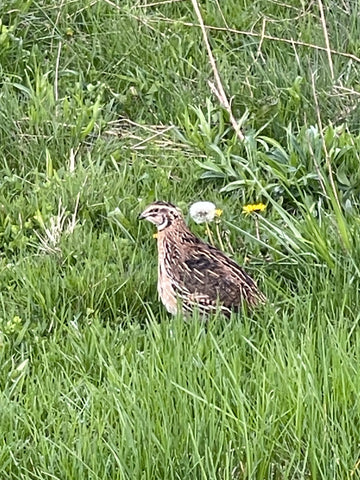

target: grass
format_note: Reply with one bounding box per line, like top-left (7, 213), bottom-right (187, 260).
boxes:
top-left (1, 0), bottom-right (360, 478)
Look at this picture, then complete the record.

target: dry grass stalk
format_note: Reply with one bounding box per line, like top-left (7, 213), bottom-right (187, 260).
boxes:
top-left (190, 0), bottom-right (245, 142)
top-left (150, 17), bottom-right (360, 64)
top-left (317, 0), bottom-right (334, 80)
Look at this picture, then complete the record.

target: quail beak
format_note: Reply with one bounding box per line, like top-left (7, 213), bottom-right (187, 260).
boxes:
top-left (138, 211), bottom-right (157, 237)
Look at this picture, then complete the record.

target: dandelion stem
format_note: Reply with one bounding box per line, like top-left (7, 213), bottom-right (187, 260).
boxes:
top-left (255, 215), bottom-right (260, 241)
top-left (205, 222), bottom-right (215, 246)
top-left (215, 222), bottom-right (225, 251)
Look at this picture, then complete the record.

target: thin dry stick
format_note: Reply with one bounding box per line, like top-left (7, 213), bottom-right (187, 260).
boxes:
top-left (151, 17), bottom-right (360, 64)
top-left (351, 457), bottom-right (360, 477)
top-left (190, 0), bottom-right (245, 142)
top-left (132, 0), bottom-right (186, 8)
top-left (214, 0), bottom-right (229, 29)
top-left (132, 125), bottom-right (175, 149)
top-left (317, 0), bottom-right (334, 80)
top-left (105, 0), bottom-right (167, 37)
top-left (310, 72), bottom-right (341, 210)
top-left (290, 39), bottom-right (302, 70)
top-left (54, 41), bottom-right (62, 103)
top-left (255, 17), bottom-right (267, 62)
top-left (109, 117), bottom-right (168, 133)
top-left (51, 0), bottom-right (66, 52)
top-left (332, 85), bottom-right (360, 97)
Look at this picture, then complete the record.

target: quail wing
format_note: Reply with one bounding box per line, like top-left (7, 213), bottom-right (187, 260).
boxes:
top-left (168, 242), bottom-right (263, 314)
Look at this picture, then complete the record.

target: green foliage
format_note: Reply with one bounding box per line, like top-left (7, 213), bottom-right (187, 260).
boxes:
top-left (0, 0), bottom-right (360, 478)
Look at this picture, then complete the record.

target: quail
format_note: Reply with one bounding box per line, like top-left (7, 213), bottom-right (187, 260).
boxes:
top-left (139, 201), bottom-right (265, 316)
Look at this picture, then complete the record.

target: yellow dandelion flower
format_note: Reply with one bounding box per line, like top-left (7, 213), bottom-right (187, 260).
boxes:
top-left (242, 203), bottom-right (267, 215)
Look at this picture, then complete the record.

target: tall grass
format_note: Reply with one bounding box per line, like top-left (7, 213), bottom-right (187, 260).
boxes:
top-left (0, 0), bottom-right (360, 478)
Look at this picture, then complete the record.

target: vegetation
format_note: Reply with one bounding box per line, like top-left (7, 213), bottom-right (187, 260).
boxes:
top-left (0, 0), bottom-right (360, 478)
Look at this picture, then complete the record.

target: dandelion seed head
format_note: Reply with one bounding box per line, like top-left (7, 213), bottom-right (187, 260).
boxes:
top-left (189, 201), bottom-right (221, 224)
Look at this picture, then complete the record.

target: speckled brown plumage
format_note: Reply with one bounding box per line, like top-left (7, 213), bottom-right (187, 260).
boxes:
top-left (139, 201), bottom-right (265, 316)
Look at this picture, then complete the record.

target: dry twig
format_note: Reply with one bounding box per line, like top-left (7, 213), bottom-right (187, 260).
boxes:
top-left (190, 0), bottom-right (245, 142)
top-left (54, 41), bottom-right (62, 103)
top-left (147, 17), bottom-right (360, 64)
top-left (317, 0), bottom-right (334, 80)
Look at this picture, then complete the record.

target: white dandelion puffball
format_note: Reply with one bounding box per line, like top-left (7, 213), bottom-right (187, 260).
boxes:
top-left (189, 201), bottom-right (218, 224)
